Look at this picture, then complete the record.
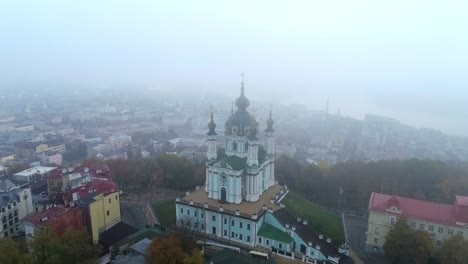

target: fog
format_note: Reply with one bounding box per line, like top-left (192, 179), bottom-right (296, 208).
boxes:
top-left (1, 0), bottom-right (467, 135)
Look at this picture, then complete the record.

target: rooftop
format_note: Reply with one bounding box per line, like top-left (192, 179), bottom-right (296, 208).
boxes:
top-left (178, 184), bottom-right (285, 218)
top-left (130, 238), bottom-right (152, 255)
top-left (14, 166), bottom-right (56, 177)
top-left (66, 177), bottom-right (119, 203)
top-left (112, 225), bottom-right (168, 249)
top-left (22, 205), bottom-right (82, 227)
top-left (368, 192), bottom-right (468, 226)
top-left (99, 222), bottom-right (139, 247)
top-left (257, 222), bottom-right (293, 243)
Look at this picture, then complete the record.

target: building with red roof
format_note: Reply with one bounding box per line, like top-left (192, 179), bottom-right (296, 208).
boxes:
top-left (23, 205), bottom-right (84, 239)
top-left (366, 192), bottom-right (468, 252)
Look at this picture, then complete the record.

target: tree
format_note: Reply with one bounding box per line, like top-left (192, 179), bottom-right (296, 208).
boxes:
top-left (384, 219), bottom-right (433, 264)
top-left (30, 228), bottom-right (99, 264)
top-left (0, 238), bottom-right (33, 264)
top-left (437, 235), bottom-right (468, 264)
top-left (183, 250), bottom-right (204, 264)
top-left (147, 234), bottom-right (203, 264)
top-left (147, 235), bottom-right (188, 264)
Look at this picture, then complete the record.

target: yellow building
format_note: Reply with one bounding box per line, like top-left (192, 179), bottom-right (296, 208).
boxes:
top-left (366, 192), bottom-right (468, 253)
top-left (0, 154), bottom-right (15, 163)
top-left (35, 144), bottom-right (49, 154)
top-left (77, 191), bottom-right (121, 244)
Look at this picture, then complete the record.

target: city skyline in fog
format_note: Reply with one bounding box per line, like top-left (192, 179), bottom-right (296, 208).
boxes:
top-left (1, 1), bottom-right (467, 136)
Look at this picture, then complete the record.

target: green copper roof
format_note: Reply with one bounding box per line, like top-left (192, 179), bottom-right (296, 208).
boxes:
top-left (224, 155), bottom-right (247, 170)
top-left (257, 223), bottom-right (293, 243)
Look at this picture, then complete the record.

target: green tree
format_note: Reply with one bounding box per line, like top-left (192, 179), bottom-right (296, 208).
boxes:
top-left (30, 228), bottom-right (99, 264)
top-left (437, 235), bottom-right (468, 264)
top-left (0, 238), bottom-right (33, 264)
top-left (183, 250), bottom-right (204, 264)
top-left (384, 219), bottom-right (433, 264)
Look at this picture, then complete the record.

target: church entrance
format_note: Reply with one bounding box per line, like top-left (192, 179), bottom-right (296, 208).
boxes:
top-left (221, 187), bottom-right (227, 203)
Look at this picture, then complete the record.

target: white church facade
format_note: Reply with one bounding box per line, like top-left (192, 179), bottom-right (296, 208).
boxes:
top-left (175, 79), bottom-right (351, 264)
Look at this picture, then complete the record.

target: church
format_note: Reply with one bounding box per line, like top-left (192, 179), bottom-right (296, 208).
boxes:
top-left (175, 79), bottom-right (351, 264)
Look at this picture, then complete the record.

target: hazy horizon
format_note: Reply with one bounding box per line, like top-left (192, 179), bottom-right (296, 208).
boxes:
top-left (1, 1), bottom-right (467, 136)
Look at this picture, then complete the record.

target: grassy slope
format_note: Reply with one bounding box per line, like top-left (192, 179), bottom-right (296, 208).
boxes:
top-left (152, 198), bottom-right (176, 227)
top-left (283, 192), bottom-right (344, 245)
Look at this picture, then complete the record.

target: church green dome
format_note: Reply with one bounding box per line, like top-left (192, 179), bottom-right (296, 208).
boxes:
top-left (225, 84), bottom-right (258, 137)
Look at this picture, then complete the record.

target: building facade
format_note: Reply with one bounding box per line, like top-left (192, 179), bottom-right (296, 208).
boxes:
top-left (176, 81), bottom-right (350, 264)
top-left (0, 181), bottom-right (34, 238)
top-left (76, 191), bottom-right (121, 244)
top-left (366, 192), bottom-right (468, 252)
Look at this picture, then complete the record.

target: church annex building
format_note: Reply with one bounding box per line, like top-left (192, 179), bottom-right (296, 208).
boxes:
top-left (175, 79), bottom-right (351, 264)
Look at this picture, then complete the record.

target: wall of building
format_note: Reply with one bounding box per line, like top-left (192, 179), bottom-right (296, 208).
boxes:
top-left (175, 203), bottom-right (258, 247)
top-left (366, 210), bottom-right (468, 252)
top-left (89, 192), bottom-right (121, 244)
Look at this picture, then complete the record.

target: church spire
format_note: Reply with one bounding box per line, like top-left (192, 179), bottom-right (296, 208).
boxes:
top-left (235, 73), bottom-right (250, 111)
top-left (207, 106), bottom-right (217, 136)
top-left (265, 105), bottom-right (275, 133)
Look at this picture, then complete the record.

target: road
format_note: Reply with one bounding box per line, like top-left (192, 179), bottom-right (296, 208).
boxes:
top-left (343, 214), bottom-right (389, 264)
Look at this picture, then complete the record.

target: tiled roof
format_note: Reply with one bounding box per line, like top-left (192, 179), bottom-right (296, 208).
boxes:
top-left (368, 192), bottom-right (468, 226)
top-left (257, 222), bottom-right (293, 243)
top-left (65, 178), bottom-right (119, 203)
top-left (22, 205), bottom-right (83, 231)
top-left (273, 209), bottom-right (340, 259)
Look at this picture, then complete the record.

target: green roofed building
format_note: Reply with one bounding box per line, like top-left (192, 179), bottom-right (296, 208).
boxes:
top-left (176, 78), bottom-right (352, 264)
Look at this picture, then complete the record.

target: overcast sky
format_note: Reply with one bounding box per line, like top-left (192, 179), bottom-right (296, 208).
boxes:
top-left (1, 1), bottom-right (467, 135)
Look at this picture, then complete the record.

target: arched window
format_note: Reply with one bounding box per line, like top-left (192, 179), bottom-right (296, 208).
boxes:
top-left (232, 142), bottom-right (237, 151)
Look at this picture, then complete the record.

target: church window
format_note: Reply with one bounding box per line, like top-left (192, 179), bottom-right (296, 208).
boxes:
top-left (212, 215), bottom-right (216, 221)
top-left (224, 230), bottom-right (227, 236)
top-left (231, 220), bottom-right (234, 226)
top-left (187, 210), bottom-right (190, 216)
top-left (247, 224), bottom-right (251, 230)
top-left (239, 234), bottom-right (243, 240)
top-left (233, 142), bottom-right (237, 151)
top-left (180, 208), bottom-right (184, 214)
top-left (239, 222), bottom-right (243, 228)
top-left (224, 219), bottom-right (227, 224)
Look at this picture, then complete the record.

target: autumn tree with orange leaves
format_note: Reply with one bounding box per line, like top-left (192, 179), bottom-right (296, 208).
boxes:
top-left (146, 234), bottom-right (203, 264)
